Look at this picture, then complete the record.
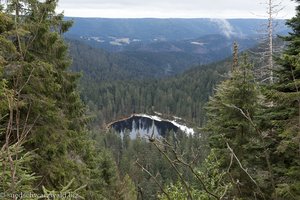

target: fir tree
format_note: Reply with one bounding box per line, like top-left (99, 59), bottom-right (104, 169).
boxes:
top-left (205, 54), bottom-right (262, 199)
top-left (1, 0), bottom-right (103, 198)
top-left (266, 0), bottom-right (300, 198)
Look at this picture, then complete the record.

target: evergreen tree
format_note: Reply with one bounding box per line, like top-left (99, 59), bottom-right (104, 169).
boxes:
top-left (0, 8), bottom-right (38, 197)
top-left (266, 0), bottom-right (300, 198)
top-left (205, 55), bottom-right (263, 199)
top-left (119, 174), bottom-right (138, 200)
top-left (0, 0), bottom-right (107, 198)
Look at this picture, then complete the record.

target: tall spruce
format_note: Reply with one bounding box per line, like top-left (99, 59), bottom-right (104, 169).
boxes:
top-left (0, 0), bottom-right (103, 197)
top-left (205, 54), bottom-right (263, 199)
top-left (266, 0), bottom-right (300, 198)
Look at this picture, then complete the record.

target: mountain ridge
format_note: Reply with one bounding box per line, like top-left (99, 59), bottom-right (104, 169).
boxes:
top-left (65, 17), bottom-right (289, 42)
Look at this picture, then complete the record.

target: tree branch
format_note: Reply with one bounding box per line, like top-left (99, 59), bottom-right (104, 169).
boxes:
top-left (135, 159), bottom-right (171, 200)
top-left (150, 138), bottom-right (194, 200)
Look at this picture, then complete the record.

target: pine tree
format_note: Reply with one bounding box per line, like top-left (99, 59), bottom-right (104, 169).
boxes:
top-left (205, 54), bottom-right (262, 199)
top-left (266, 0), bottom-right (300, 198)
top-left (0, 9), bottom-right (39, 198)
top-left (120, 174), bottom-right (138, 200)
top-left (0, 0), bottom-right (99, 197)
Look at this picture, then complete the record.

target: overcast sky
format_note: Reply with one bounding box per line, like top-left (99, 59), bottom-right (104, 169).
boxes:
top-left (57, 0), bottom-right (297, 19)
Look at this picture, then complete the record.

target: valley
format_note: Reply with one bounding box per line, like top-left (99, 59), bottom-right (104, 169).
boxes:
top-left (2, 1), bottom-right (299, 198)
top-left (68, 18), bottom-right (288, 129)
top-left (63, 17), bottom-right (294, 199)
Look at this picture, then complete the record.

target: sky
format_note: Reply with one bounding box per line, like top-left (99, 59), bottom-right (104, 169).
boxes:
top-left (56, 0), bottom-right (297, 19)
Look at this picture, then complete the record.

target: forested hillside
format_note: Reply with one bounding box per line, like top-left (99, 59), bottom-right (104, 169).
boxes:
top-left (69, 39), bottom-right (204, 79)
top-left (68, 34), bottom-right (257, 80)
top-left (75, 59), bottom-right (231, 127)
top-left (70, 38), bottom-right (283, 127)
top-left (1, 0), bottom-right (300, 200)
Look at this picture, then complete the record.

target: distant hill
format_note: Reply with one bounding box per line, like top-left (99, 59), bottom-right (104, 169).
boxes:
top-left (65, 18), bottom-right (288, 42)
top-left (68, 34), bottom-right (256, 80)
top-left (68, 39), bottom-right (201, 79)
top-left (66, 18), bottom-right (289, 79)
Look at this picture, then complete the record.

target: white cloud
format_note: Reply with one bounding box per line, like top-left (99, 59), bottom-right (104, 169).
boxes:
top-left (57, 0), bottom-right (297, 18)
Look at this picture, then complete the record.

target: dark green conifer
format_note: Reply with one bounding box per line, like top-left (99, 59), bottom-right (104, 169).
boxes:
top-left (1, 0), bottom-right (100, 197)
top-left (205, 54), bottom-right (261, 198)
top-left (266, 0), bottom-right (300, 198)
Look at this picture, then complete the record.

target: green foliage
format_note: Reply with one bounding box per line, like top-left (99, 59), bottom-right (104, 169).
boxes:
top-left (159, 182), bottom-right (199, 200)
top-left (42, 179), bottom-right (85, 200)
top-left (205, 55), bottom-right (258, 140)
top-left (0, 1), bottom-right (124, 199)
top-left (98, 150), bottom-right (118, 194)
top-left (92, 130), bottom-right (206, 200)
top-left (195, 150), bottom-right (232, 199)
top-left (0, 56), bottom-right (7, 114)
top-left (0, 10), bottom-right (38, 199)
top-left (201, 2), bottom-right (300, 199)
top-left (119, 174), bottom-right (138, 200)
top-left (0, 144), bottom-right (37, 198)
top-left (264, 1), bottom-right (300, 198)
top-left (159, 149), bottom-right (231, 200)
top-left (73, 50), bottom-right (231, 127)
top-left (204, 55), bottom-right (268, 199)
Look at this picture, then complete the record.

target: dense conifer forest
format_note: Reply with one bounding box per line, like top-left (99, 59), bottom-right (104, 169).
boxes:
top-left (1, 0), bottom-right (300, 200)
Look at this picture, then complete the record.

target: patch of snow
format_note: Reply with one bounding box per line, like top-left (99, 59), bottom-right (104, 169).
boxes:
top-left (115, 38), bottom-right (130, 44)
top-left (153, 37), bottom-right (166, 42)
top-left (153, 37), bottom-right (167, 42)
top-left (173, 116), bottom-right (182, 121)
top-left (190, 41), bottom-right (205, 46)
top-left (109, 38), bottom-right (131, 46)
top-left (135, 114), bottom-right (162, 122)
top-left (110, 41), bottom-right (122, 46)
top-left (133, 114), bottom-right (194, 135)
top-left (154, 111), bottom-right (162, 116)
top-left (90, 37), bottom-right (105, 43)
top-left (170, 120), bottom-right (194, 135)
top-left (132, 39), bottom-right (141, 42)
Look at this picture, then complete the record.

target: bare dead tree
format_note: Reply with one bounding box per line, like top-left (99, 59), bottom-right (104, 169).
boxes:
top-left (268, 0), bottom-right (275, 83)
top-left (250, 0), bottom-right (285, 83)
top-left (266, 0), bottom-right (285, 83)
